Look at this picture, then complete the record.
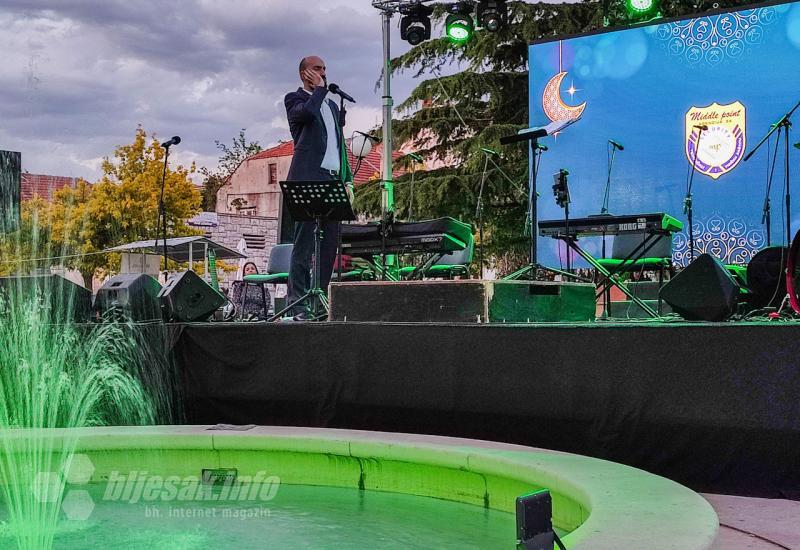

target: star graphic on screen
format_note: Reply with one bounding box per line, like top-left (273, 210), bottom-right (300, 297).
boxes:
top-left (566, 82), bottom-right (579, 98)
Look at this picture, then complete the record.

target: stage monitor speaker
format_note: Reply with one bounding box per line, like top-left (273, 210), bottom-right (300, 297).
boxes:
top-left (94, 274), bottom-right (162, 322)
top-left (329, 280), bottom-right (596, 323)
top-left (0, 274), bottom-right (91, 322)
top-left (659, 253), bottom-right (739, 321)
top-left (158, 270), bottom-right (225, 322)
top-left (746, 246), bottom-right (787, 308)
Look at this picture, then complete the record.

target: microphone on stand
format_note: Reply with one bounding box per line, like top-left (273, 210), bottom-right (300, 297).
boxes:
top-left (608, 140), bottom-right (624, 151)
top-left (693, 124), bottom-right (708, 131)
top-left (328, 83), bottom-right (356, 103)
top-left (405, 152), bottom-right (424, 162)
top-left (355, 130), bottom-right (381, 142)
top-left (160, 136), bottom-right (181, 148)
top-left (480, 147), bottom-right (501, 157)
top-left (535, 143), bottom-right (549, 151)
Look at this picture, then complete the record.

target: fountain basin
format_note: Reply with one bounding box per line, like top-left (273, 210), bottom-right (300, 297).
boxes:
top-left (0, 425), bottom-right (718, 548)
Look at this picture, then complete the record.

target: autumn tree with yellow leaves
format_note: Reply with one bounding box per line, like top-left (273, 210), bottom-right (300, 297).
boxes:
top-left (0, 128), bottom-right (201, 285)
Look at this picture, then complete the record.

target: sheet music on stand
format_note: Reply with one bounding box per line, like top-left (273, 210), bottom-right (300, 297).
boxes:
top-left (280, 179), bottom-right (355, 223)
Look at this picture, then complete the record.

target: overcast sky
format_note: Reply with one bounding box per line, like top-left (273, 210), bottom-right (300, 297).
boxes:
top-left (0, 0), bottom-right (428, 182)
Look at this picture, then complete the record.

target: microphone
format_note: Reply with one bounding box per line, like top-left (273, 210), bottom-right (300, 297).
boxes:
top-left (608, 139), bottom-right (624, 151)
top-left (328, 83), bottom-right (356, 103)
top-left (160, 136), bottom-right (181, 148)
top-left (535, 143), bottom-right (549, 151)
top-left (355, 130), bottom-right (381, 142)
top-left (480, 147), bottom-right (501, 157)
top-left (405, 152), bottom-right (424, 162)
top-left (693, 124), bottom-right (708, 131)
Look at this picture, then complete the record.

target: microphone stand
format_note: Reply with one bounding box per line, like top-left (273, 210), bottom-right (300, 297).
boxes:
top-left (593, 141), bottom-right (620, 313)
top-left (761, 134), bottom-right (782, 246)
top-left (744, 99), bottom-right (800, 246)
top-left (600, 142), bottom-right (618, 215)
top-left (475, 151), bottom-right (492, 279)
top-left (156, 144), bottom-right (172, 276)
top-left (336, 95), bottom-right (347, 281)
top-left (408, 159), bottom-right (417, 221)
top-left (684, 126), bottom-right (705, 263)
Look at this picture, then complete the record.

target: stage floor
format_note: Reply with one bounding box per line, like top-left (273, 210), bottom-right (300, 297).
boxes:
top-left (169, 319), bottom-right (800, 498)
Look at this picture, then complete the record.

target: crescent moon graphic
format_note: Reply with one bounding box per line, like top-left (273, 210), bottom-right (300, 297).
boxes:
top-left (542, 71), bottom-right (586, 123)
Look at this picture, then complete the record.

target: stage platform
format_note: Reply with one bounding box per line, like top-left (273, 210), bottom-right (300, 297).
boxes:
top-left (168, 320), bottom-right (800, 499)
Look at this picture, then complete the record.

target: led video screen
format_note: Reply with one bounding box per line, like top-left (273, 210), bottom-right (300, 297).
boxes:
top-left (528, 1), bottom-right (800, 267)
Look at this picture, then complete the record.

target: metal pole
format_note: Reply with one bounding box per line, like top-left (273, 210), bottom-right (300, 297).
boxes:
top-left (381, 9), bottom-right (394, 214)
top-left (785, 122), bottom-right (792, 246)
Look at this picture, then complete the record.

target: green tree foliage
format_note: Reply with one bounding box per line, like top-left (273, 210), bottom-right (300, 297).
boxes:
top-left (200, 129), bottom-right (263, 211)
top-left (0, 128), bottom-right (201, 285)
top-left (354, 0), bottom-right (763, 275)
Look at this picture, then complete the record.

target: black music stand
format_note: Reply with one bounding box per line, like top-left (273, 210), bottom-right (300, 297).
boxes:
top-left (270, 179), bottom-right (355, 321)
top-left (500, 118), bottom-right (584, 281)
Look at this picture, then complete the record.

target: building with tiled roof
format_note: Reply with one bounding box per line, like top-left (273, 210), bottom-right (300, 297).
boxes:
top-left (215, 139), bottom-right (409, 239)
top-left (21, 174), bottom-right (78, 201)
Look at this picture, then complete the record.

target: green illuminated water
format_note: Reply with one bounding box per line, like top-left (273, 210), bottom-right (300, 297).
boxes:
top-left (0, 483), bottom-right (518, 549)
top-left (0, 280), bottom-right (166, 549)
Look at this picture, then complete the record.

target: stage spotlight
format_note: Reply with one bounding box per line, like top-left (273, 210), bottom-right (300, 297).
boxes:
top-left (477, 0), bottom-right (507, 32)
top-left (446, 2), bottom-right (475, 44)
top-left (625, 0), bottom-right (660, 18)
top-left (400, 3), bottom-right (433, 46)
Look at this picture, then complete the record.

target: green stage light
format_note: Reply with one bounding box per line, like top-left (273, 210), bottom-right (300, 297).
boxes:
top-left (445, 2), bottom-right (475, 44)
top-left (625, 0), bottom-right (659, 17)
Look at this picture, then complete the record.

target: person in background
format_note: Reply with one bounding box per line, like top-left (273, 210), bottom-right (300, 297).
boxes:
top-left (230, 261), bottom-right (270, 320)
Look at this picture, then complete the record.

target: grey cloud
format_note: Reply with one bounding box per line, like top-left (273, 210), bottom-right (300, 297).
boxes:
top-left (0, 0), bottom-right (418, 180)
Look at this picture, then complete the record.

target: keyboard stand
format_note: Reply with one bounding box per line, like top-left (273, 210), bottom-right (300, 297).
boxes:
top-left (556, 231), bottom-right (666, 319)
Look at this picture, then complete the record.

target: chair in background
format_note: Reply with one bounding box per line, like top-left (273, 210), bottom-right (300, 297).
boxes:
top-left (596, 233), bottom-right (673, 312)
top-left (400, 234), bottom-right (474, 280)
top-left (240, 243), bottom-right (293, 318)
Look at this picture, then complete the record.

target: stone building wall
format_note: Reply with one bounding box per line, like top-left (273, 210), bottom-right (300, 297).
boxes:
top-left (189, 211), bottom-right (279, 289)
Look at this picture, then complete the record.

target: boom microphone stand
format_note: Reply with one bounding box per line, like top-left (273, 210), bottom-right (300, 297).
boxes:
top-left (500, 120), bottom-right (583, 281)
top-left (760, 134), bottom-right (782, 246)
top-left (684, 125), bottom-right (705, 263)
top-left (599, 140), bottom-right (623, 215)
top-left (744, 99), bottom-right (800, 246)
top-left (475, 149), bottom-right (494, 279)
top-left (155, 136), bottom-right (181, 275)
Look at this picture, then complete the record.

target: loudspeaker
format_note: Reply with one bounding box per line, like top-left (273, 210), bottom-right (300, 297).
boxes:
top-left (158, 270), bottom-right (225, 322)
top-left (0, 274), bottom-right (91, 322)
top-left (746, 246), bottom-right (787, 308)
top-left (94, 274), bottom-right (162, 321)
top-left (659, 254), bottom-right (740, 321)
top-left (329, 280), bottom-right (596, 323)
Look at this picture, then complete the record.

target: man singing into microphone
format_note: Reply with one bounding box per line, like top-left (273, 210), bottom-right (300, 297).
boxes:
top-left (284, 55), bottom-right (352, 320)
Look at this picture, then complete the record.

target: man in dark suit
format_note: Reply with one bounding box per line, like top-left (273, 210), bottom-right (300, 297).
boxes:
top-left (284, 55), bottom-right (352, 319)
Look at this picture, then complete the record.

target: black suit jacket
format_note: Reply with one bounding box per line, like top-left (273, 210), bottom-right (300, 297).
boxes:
top-left (284, 86), bottom-right (352, 181)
